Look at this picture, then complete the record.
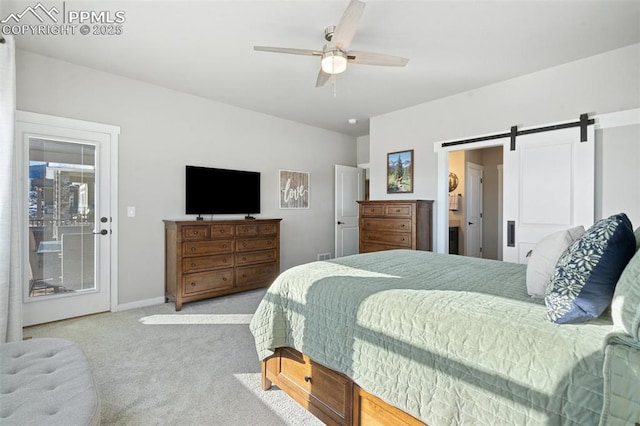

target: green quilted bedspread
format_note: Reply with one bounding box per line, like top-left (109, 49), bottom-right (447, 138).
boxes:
top-left (249, 250), bottom-right (615, 425)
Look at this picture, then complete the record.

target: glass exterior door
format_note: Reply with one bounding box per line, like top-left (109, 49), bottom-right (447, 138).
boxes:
top-left (18, 112), bottom-right (117, 326)
top-left (28, 138), bottom-right (97, 298)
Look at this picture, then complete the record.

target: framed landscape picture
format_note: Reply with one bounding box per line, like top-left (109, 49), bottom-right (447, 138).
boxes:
top-left (387, 150), bottom-right (414, 193)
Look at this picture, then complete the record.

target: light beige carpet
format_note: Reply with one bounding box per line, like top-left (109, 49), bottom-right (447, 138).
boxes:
top-left (24, 288), bottom-right (323, 426)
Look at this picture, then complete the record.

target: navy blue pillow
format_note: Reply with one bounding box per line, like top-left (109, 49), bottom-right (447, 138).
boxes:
top-left (545, 213), bottom-right (636, 324)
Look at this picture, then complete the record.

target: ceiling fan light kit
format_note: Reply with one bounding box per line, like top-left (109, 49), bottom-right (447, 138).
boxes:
top-left (321, 47), bottom-right (348, 74)
top-left (254, 0), bottom-right (408, 87)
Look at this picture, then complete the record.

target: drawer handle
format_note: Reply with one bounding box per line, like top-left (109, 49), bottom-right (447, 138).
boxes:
top-left (242, 257), bottom-right (247, 261)
top-left (191, 263), bottom-right (196, 267)
top-left (223, 259), bottom-right (227, 263)
top-left (395, 209), bottom-right (400, 212)
top-left (400, 224), bottom-right (405, 228)
top-left (222, 244), bottom-right (227, 249)
top-left (304, 376), bottom-right (312, 383)
top-left (242, 242), bottom-right (247, 247)
top-left (219, 230), bottom-right (225, 234)
top-left (242, 274), bottom-right (247, 278)
top-left (190, 282), bottom-right (196, 287)
top-left (401, 238), bottom-right (405, 241)
top-left (190, 247), bottom-right (196, 252)
top-left (223, 277), bottom-right (227, 281)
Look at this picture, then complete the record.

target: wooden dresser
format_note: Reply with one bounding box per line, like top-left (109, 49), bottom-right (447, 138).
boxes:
top-left (164, 219), bottom-right (282, 311)
top-left (358, 200), bottom-right (433, 253)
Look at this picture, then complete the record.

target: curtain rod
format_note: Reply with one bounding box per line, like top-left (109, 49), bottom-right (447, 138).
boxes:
top-left (441, 113), bottom-right (594, 150)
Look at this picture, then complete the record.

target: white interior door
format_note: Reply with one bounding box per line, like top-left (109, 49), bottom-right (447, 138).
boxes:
top-left (465, 162), bottom-right (483, 258)
top-left (18, 113), bottom-right (118, 326)
top-left (335, 165), bottom-right (364, 258)
top-left (503, 126), bottom-right (594, 264)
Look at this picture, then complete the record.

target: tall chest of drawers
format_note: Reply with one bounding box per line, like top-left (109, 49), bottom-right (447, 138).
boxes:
top-left (358, 200), bottom-right (433, 253)
top-left (164, 219), bottom-right (282, 311)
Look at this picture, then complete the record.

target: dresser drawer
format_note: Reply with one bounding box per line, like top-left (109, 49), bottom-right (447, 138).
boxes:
top-left (362, 218), bottom-right (411, 232)
top-left (361, 243), bottom-right (404, 253)
top-left (210, 224), bottom-right (235, 238)
top-left (278, 348), bottom-right (351, 419)
top-left (236, 263), bottom-right (277, 286)
top-left (182, 254), bottom-right (233, 273)
top-left (355, 385), bottom-right (424, 426)
top-left (258, 223), bottom-right (278, 235)
top-left (360, 205), bottom-right (384, 217)
top-left (182, 269), bottom-right (233, 295)
top-left (362, 230), bottom-right (411, 247)
top-left (236, 224), bottom-right (258, 237)
top-left (236, 249), bottom-right (277, 266)
top-left (183, 240), bottom-right (233, 257)
top-left (182, 225), bottom-right (210, 240)
top-left (236, 237), bottom-right (277, 252)
top-left (384, 204), bottom-right (412, 217)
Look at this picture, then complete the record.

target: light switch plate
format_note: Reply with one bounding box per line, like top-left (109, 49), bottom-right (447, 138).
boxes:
top-left (127, 206), bottom-right (135, 217)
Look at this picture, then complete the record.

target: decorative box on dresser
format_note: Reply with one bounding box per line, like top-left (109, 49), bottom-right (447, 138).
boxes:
top-left (164, 219), bottom-right (281, 311)
top-left (358, 200), bottom-right (433, 253)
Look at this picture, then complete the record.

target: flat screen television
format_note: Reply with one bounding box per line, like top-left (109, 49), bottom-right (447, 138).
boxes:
top-left (185, 165), bottom-right (260, 219)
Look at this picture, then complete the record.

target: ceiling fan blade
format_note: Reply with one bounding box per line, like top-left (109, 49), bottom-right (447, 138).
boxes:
top-left (316, 69), bottom-right (331, 87)
top-left (347, 51), bottom-right (409, 67)
top-left (332, 0), bottom-right (365, 50)
top-left (254, 46), bottom-right (322, 56)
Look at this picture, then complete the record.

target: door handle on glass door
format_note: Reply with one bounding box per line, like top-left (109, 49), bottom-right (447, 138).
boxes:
top-left (337, 221), bottom-right (344, 225)
top-left (93, 229), bottom-right (108, 235)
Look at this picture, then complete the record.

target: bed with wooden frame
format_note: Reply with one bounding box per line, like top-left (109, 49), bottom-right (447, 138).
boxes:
top-left (249, 249), bottom-right (640, 425)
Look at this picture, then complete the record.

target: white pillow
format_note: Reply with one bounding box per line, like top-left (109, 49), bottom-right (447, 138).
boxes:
top-left (526, 226), bottom-right (585, 297)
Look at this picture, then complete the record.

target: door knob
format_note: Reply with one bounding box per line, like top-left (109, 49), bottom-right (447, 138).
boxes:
top-left (337, 221), bottom-right (344, 225)
top-left (468, 222), bottom-right (474, 226)
top-left (93, 229), bottom-right (108, 235)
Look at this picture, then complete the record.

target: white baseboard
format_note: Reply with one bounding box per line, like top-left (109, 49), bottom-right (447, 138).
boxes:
top-left (117, 297), bottom-right (166, 312)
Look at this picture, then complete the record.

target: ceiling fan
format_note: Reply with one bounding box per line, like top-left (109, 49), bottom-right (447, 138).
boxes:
top-left (254, 0), bottom-right (409, 87)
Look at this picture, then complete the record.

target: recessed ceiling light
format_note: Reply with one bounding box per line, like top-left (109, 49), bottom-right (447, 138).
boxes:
top-left (347, 118), bottom-right (358, 125)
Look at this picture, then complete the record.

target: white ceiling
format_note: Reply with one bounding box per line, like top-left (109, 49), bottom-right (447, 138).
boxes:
top-left (7, 0), bottom-right (640, 136)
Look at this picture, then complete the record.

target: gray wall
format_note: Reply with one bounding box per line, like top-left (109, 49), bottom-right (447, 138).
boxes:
top-left (16, 50), bottom-right (356, 307)
top-left (370, 43), bottom-right (640, 235)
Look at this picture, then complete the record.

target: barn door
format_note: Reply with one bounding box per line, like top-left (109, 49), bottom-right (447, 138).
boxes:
top-left (503, 126), bottom-right (594, 264)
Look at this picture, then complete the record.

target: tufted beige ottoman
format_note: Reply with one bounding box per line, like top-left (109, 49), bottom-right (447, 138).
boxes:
top-left (0, 338), bottom-right (100, 425)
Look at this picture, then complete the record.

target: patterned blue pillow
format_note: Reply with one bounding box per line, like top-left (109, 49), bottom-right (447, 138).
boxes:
top-left (545, 213), bottom-right (636, 324)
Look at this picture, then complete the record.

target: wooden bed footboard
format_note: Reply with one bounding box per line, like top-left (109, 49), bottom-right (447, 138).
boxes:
top-left (262, 347), bottom-right (426, 426)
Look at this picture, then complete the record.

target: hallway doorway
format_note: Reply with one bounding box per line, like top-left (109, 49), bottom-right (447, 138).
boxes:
top-left (447, 147), bottom-right (503, 260)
